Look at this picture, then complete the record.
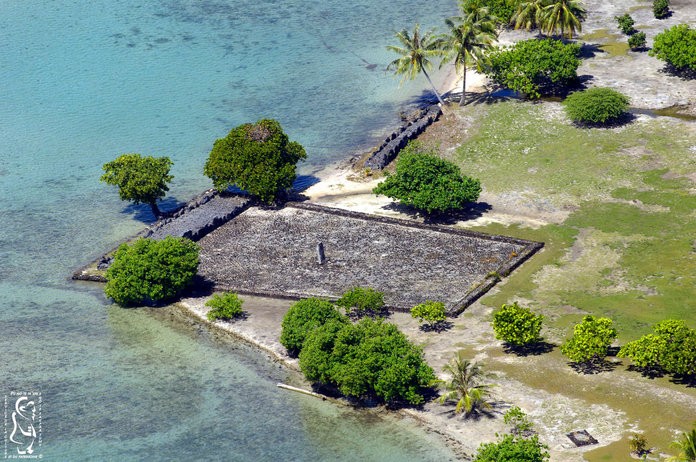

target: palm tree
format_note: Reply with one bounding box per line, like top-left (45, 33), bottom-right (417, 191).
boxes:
top-left (512, 0), bottom-right (547, 32)
top-left (441, 0), bottom-right (498, 105)
top-left (669, 428), bottom-right (696, 462)
top-left (386, 24), bottom-right (447, 106)
top-left (438, 352), bottom-right (494, 417)
top-left (540, 0), bottom-right (587, 38)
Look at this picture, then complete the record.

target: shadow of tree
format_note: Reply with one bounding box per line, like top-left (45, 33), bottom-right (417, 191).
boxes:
top-left (569, 359), bottom-right (621, 374)
top-left (570, 112), bottom-right (637, 129)
top-left (381, 201), bottom-right (493, 224)
top-left (626, 364), bottom-right (666, 379)
top-left (121, 196), bottom-right (188, 223)
top-left (670, 374), bottom-right (696, 388)
top-left (503, 341), bottom-right (556, 357)
top-left (659, 63), bottom-right (696, 80)
top-left (420, 320), bottom-right (454, 333)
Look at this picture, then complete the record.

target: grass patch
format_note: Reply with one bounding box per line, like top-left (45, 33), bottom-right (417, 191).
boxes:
top-left (453, 101), bottom-right (696, 341)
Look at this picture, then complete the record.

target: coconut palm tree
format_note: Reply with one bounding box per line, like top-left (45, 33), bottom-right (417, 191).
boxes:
top-left (512, 0), bottom-right (547, 32)
top-left (669, 428), bottom-right (696, 462)
top-left (541, 0), bottom-right (587, 38)
top-left (386, 24), bottom-right (447, 106)
top-left (441, 1), bottom-right (498, 105)
top-left (438, 352), bottom-right (494, 417)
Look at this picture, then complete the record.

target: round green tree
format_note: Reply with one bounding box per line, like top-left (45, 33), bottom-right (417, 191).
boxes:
top-left (101, 153), bottom-right (173, 218)
top-left (492, 302), bottom-right (544, 347)
top-left (411, 301), bottom-right (447, 327)
top-left (483, 38), bottom-right (581, 99)
top-left (335, 287), bottom-right (386, 317)
top-left (105, 236), bottom-right (199, 306)
top-left (563, 87), bottom-right (630, 125)
top-left (206, 292), bottom-right (244, 321)
top-left (650, 24), bottom-right (696, 72)
top-left (373, 143), bottom-right (481, 215)
top-left (652, 0), bottom-right (669, 19)
top-left (280, 298), bottom-right (347, 356)
top-left (618, 319), bottom-right (696, 376)
top-left (473, 434), bottom-right (550, 462)
top-left (560, 315), bottom-right (617, 365)
top-left (204, 119), bottom-right (306, 203)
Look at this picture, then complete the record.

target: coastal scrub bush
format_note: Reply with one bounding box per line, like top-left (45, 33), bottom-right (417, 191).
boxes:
top-left (280, 298), bottom-right (347, 357)
top-left (504, 406), bottom-right (534, 435)
top-left (204, 119), bottom-right (306, 203)
top-left (618, 319), bottom-right (696, 376)
top-left (628, 32), bottom-right (647, 50)
top-left (299, 318), bottom-right (436, 405)
top-left (439, 352), bottom-right (493, 418)
top-left (105, 236), bottom-right (199, 306)
top-left (563, 87), bottom-right (630, 125)
top-left (373, 142), bottom-right (481, 215)
top-left (492, 302), bottom-right (544, 347)
top-left (410, 301), bottom-right (447, 327)
top-left (560, 315), bottom-right (617, 365)
top-left (472, 434), bottom-right (550, 462)
top-left (206, 292), bottom-right (244, 321)
top-left (101, 153), bottom-right (173, 218)
top-left (335, 287), bottom-right (385, 317)
top-left (615, 13), bottom-right (635, 35)
top-left (483, 38), bottom-right (581, 99)
top-left (652, 0), bottom-right (669, 19)
top-left (650, 24), bottom-right (696, 72)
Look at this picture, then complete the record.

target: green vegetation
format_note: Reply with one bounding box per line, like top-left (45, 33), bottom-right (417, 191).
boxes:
top-left (628, 433), bottom-right (649, 458)
top-left (386, 24), bottom-right (446, 105)
top-left (299, 317), bottom-right (436, 405)
top-left (105, 237), bottom-right (199, 306)
top-left (650, 25), bottom-right (696, 72)
top-left (438, 352), bottom-right (493, 417)
top-left (653, 0), bottom-right (669, 19)
top-left (280, 298), bottom-right (347, 356)
top-left (206, 292), bottom-right (244, 321)
top-left (441, 0), bottom-right (498, 105)
top-left (504, 406), bottom-right (534, 435)
top-left (615, 13), bottom-right (635, 35)
top-left (492, 302), bottom-right (544, 347)
top-left (472, 434), bottom-right (550, 462)
top-left (481, 0), bottom-right (517, 25)
top-left (669, 427), bottom-right (696, 462)
top-left (411, 301), bottom-right (447, 327)
top-left (618, 320), bottom-right (696, 376)
top-left (562, 87), bottom-right (630, 125)
top-left (101, 153), bottom-right (173, 218)
top-left (335, 287), bottom-right (385, 317)
top-left (512, 0), bottom-right (586, 38)
top-left (204, 119), bottom-right (306, 203)
top-left (373, 143), bottom-right (481, 215)
top-left (560, 315), bottom-right (617, 365)
top-left (483, 39), bottom-right (581, 98)
top-left (628, 32), bottom-right (646, 50)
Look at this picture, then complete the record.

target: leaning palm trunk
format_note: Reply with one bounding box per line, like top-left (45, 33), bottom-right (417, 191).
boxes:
top-left (460, 62), bottom-right (467, 106)
top-left (422, 68), bottom-right (447, 106)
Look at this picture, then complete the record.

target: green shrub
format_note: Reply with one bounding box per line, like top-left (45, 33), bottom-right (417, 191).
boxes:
top-left (618, 319), bottom-right (696, 376)
top-left (650, 24), bottom-right (696, 71)
top-left (615, 14), bottom-right (635, 35)
top-left (560, 315), bottom-right (618, 364)
top-left (204, 119), bottom-right (306, 203)
top-left (411, 301), bottom-right (447, 326)
top-left (373, 142), bottom-right (481, 215)
top-left (503, 406), bottom-right (534, 434)
top-left (473, 434), bottom-right (550, 462)
top-left (628, 32), bottom-right (647, 50)
top-left (104, 237), bottom-right (199, 306)
top-left (299, 318), bottom-right (436, 405)
top-left (335, 287), bottom-right (385, 316)
top-left (492, 302), bottom-right (544, 347)
top-left (280, 298), bottom-right (347, 356)
top-left (563, 87), bottom-right (630, 125)
top-left (206, 292), bottom-right (244, 321)
top-left (483, 0), bottom-right (517, 25)
top-left (483, 38), bottom-right (581, 99)
top-left (652, 0), bottom-right (669, 19)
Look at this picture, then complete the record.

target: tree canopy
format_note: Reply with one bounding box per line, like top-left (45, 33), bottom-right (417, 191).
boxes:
top-left (299, 317), bottom-right (436, 405)
top-left (650, 24), bottom-right (696, 72)
top-left (473, 434), bottom-right (550, 462)
top-left (560, 315), bottom-right (617, 365)
top-left (483, 38), bottom-right (581, 99)
top-left (280, 298), bottom-right (347, 356)
top-left (101, 153), bottom-right (173, 218)
top-left (203, 119), bottom-right (306, 203)
top-left (206, 292), bottom-right (244, 321)
top-left (512, 0), bottom-right (586, 38)
top-left (335, 286), bottom-right (385, 317)
top-left (618, 319), bottom-right (696, 376)
top-left (104, 236), bottom-right (199, 306)
top-left (439, 352), bottom-right (494, 417)
top-left (373, 143), bottom-right (481, 215)
top-left (563, 87), bottom-right (630, 125)
top-left (492, 302), bottom-right (544, 347)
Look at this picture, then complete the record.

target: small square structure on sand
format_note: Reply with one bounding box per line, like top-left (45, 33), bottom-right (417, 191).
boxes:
top-left (197, 203), bottom-right (542, 316)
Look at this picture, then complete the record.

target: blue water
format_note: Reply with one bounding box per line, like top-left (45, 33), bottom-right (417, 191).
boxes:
top-left (0, 1), bottom-right (458, 459)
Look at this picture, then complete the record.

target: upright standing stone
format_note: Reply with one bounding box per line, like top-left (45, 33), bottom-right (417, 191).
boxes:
top-left (316, 242), bottom-right (326, 265)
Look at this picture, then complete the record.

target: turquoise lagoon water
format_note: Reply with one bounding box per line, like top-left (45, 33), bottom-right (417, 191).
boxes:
top-left (0, 0), bottom-right (461, 460)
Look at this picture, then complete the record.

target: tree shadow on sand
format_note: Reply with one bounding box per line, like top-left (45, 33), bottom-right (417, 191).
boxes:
top-left (419, 320), bottom-right (454, 333)
top-left (381, 201), bottom-right (492, 225)
top-left (659, 63), bottom-right (696, 81)
top-left (503, 341), bottom-right (555, 357)
top-left (569, 359), bottom-right (621, 374)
